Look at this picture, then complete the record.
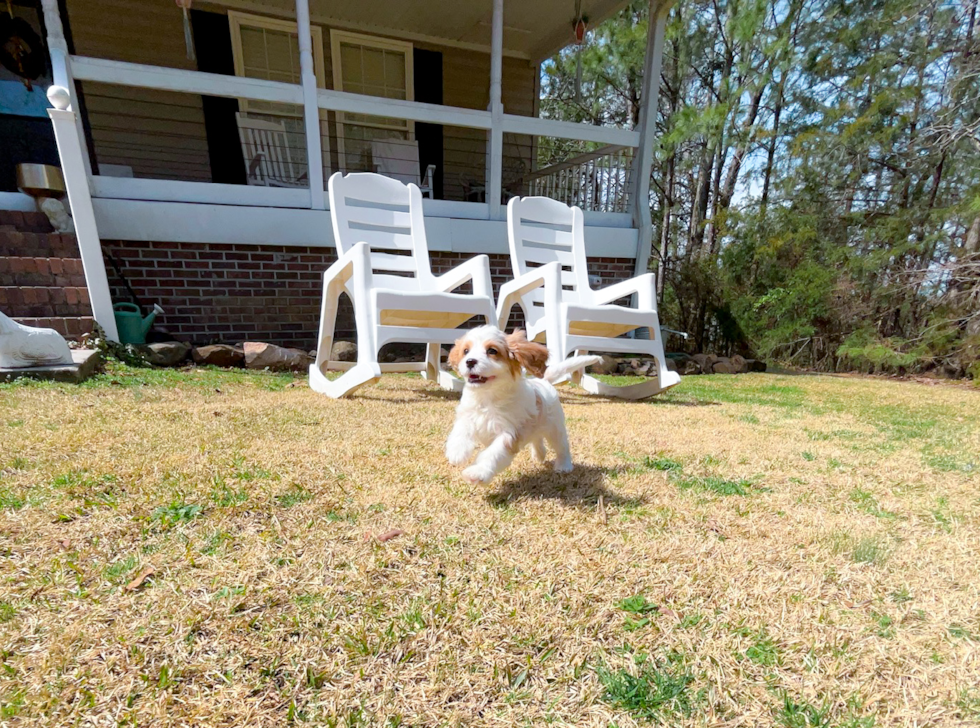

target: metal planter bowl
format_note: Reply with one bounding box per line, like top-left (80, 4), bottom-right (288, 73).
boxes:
top-left (16, 163), bottom-right (66, 199)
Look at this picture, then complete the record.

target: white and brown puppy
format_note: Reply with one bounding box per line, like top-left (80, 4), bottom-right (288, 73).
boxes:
top-left (445, 325), bottom-right (600, 484)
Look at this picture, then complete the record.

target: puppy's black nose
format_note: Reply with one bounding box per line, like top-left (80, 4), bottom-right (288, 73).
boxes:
top-left (465, 358), bottom-right (477, 369)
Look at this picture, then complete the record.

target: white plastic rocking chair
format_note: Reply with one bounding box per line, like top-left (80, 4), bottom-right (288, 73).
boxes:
top-left (309, 172), bottom-right (496, 398)
top-left (496, 196), bottom-right (681, 400)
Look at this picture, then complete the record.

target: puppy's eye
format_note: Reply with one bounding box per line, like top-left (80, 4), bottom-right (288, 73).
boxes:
top-left (487, 347), bottom-right (498, 356)
top-left (463, 348), bottom-right (469, 355)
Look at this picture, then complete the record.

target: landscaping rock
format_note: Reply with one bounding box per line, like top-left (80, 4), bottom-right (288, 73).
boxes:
top-left (665, 358), bottom-right (678, 373)
top-left (146, 341), bottom-right (190, 367)
top-left (192, 344), bottom-right (244, 368)
top-left (589, 354), bottom-right (620, 375)
top-left (330, 341), bottom-right (357, 362)
top-left (682, 360), bottom-right (702, 375)
top-left (746, 359), bottom-right (767, 372)
top-left (243, 342), bottom-right (313, 372)
top-left (692, 353), bottom-right (716, 371)
top-left (730, 354), bottom-right (749, 374)
top-left (712, 359), bottom-right (736, 374)
top-left (634, 361), bottom-right (653, 376)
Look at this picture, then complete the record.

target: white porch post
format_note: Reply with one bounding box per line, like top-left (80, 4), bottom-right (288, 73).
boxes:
top-left (40, 0), bottom-right (118, 340)
top-left (630, 0), bottom-right (670, 278)
top-left (487, 0), bottom-right (504, 217)
top-left (295, 0), bottom-right (326, 209)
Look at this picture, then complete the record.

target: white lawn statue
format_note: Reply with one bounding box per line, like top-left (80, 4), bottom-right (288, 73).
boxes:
top-left (39, 198), bottom-right (75, 234)
top-left (0, 311), bottom-right (73, 368)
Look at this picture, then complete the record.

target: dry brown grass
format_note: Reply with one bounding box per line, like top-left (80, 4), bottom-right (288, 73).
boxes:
top-left (1, 366), bottom-right (979, 727)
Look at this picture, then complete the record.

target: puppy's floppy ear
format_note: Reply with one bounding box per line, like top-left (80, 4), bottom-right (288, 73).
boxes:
top-left (447, 338), bottom-right (467, 372)
top-left (505, 330), bottom-right (549, 378)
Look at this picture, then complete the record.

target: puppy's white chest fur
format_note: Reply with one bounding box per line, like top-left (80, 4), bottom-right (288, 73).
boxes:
top-left (463, 386), bottom-right (544, 447)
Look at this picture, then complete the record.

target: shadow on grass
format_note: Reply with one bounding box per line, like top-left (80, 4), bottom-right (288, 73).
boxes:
top-left (485, 464), bottom-right (642, 510)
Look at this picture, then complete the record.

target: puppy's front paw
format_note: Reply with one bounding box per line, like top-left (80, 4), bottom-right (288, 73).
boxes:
top-left (445, 440), bottom-right (473, 466)
top-left (462, 464), bottom-right (495, 484)
top-left (553, 458), bottom-right (574, 474)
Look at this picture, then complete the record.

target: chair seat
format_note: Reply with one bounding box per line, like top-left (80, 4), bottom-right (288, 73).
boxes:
top-left (374, 289), bottom-right (493, 316)
top-left (562, 302), bottom-right (654, 339)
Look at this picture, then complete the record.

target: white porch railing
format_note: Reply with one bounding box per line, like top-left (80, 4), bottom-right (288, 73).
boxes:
top-left (527, 145), bottom-right (633, 213)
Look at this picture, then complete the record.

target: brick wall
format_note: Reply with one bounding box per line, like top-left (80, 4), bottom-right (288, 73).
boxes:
top-left (0, 210), bottom-right (95, 338)
top-left (103, 240), bottom-right (637, 350)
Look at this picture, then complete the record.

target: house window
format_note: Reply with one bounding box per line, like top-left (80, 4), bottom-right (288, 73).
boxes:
top-left (228, 12), bottom-right (327, 183)
top-left (330, 30), bottom-right (414, 172)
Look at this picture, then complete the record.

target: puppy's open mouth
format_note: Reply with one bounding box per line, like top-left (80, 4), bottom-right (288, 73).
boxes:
top-left (466, 374), bottom-right (492, 385)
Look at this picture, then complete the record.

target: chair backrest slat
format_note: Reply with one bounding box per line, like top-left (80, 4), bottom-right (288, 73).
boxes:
top-left (237, 113), bottom-right (299, 186)
top-left (507, 196), bottom-right (591, 314)
top-left (329, 172), bottom-right (431, 281)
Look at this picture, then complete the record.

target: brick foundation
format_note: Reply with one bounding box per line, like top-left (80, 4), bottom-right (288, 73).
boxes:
top-left (102, 240), bottom-right (637, 350)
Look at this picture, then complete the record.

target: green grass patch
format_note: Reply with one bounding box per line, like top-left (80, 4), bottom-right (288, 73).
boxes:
top-left (104, 556), bottom-right (139, 584)
top-left (848, 488), bottom-right (898, 519)
top-left (830, 532), bottom-right (890, 566)
top-left (598, 652), bottom-right (696, 722)
top-left (641, 455), bottom-right (683, 472)
top-left (742, 629), bottom-right (779, 666)
top-left (956, 687), bottom-right (980, 718)
top-left (776, 693), bottom-right (832, 728)
top-left (152, 501), bottom-right (203, 527)
top-left (0, 601), bottom-right (15, 623)
top-left (872, 612), bottom-right (896, 639)
top-left (948, 624), bottom-right (978, 641)
top-left (275, 485), bottom-right (313, 508)
top-left (0, 487), bottom-right (25, 510)
top-left (676, 474), bottom-right (754, 496)
top-left (618, 595), bottom-right (659, 631)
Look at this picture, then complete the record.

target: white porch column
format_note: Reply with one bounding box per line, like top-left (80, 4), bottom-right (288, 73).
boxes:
top-left (39, 0), bottom-right (92, 178)
top-left (630, 0), bottom-right (670, 277)
top-left (295, 0), bottom-right (326, 210)
top-left (487, 0), bottom-right (504, 217)
top-left (41, 0), bottom-right (117, 340)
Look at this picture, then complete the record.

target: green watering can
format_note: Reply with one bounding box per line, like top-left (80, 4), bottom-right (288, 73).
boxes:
top-left (113, 302), bottom-right (164, 345)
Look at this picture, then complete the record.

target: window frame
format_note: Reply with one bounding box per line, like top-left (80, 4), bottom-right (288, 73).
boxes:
top-left (330, 29), bottom-right (415, 172)
top-left (228, 10), bottom-right (326, 116)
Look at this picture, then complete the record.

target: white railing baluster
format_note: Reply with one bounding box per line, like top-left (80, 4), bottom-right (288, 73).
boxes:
top-left (526, 144), bottom-right (633, 213)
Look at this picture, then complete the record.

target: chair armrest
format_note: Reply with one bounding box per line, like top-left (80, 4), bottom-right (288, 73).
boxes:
top-left (592, 272), bottom-right (657, 309)
top-left (434, 254), bottom-right (493, 299)
top-left (323, 241), bottom-right (373, 292)
top-left (495, 262), bottom-right (561, 326)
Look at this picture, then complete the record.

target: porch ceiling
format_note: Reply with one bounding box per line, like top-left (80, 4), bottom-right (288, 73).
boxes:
top-left (201, 0), bottom-right (632, 61)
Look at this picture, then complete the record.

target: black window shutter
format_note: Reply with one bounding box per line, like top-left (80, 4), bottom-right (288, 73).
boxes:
top-left (190, 10), bottom-right (246, 185)
top-left (413, 48), bottom-right (443, 199)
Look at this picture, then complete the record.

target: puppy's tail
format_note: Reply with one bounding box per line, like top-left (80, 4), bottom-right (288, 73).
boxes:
top-left (543, 355), bottom-right (602, 384)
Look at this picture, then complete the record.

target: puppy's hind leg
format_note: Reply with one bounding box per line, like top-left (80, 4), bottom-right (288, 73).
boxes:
top-left (530, 439), bottom-right (548, 463)
top-left (546, 425), bottom-right (573, 473)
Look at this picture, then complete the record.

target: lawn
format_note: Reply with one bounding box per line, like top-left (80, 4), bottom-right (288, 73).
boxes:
top-left (1, 366), bottom-right (979, 727)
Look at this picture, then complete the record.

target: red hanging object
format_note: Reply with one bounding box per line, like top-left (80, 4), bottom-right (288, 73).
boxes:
top-left (573, 17), bottom-right (588, 44)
